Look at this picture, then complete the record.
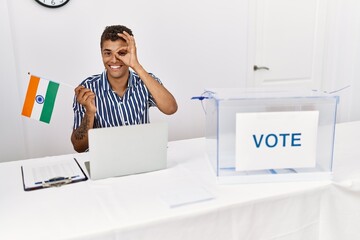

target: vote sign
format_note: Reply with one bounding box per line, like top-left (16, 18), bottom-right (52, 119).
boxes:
top-left (235, 111), bottom-right (319, 171)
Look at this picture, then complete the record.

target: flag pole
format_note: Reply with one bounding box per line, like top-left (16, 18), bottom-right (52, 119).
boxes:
top-left (28, 72), bottom-right (76, 89)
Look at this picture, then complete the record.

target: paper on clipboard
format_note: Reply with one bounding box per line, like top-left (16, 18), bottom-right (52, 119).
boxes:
top-left (21, 155), bottom-right (87, 191)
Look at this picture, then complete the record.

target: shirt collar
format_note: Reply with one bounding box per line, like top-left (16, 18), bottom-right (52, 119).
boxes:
top-left (127, 70), bottom-right (134, 88)
top-left (101, 70), bottom-right (134, 91)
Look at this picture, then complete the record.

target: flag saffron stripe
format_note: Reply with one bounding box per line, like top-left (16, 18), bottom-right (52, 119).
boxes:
top-left (40, 81), bottom-right (59, 124)
top-left (21, 76), bottom-right (40, 117)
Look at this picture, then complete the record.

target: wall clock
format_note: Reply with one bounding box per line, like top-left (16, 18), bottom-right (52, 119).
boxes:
top-left (35, 0), bottom-right (70, 8)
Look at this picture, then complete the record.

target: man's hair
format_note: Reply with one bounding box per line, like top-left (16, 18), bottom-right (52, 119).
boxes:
top-left (100, 25), bottom-right (133, 49)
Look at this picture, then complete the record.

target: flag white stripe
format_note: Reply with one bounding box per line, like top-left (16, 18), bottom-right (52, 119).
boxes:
top-left (31, 79), bottom-right (49, 121)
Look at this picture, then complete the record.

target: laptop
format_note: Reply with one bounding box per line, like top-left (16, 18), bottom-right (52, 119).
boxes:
top-left (86, 122), bottom-right (168, 180)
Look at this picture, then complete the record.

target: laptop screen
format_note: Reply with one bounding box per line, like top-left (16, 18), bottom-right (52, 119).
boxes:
top-left (88, 122), bottom-right (168, 180)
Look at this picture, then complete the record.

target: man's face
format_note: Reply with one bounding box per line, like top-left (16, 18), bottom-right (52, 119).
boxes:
top-left (101, 39), bottom-right (128, 81)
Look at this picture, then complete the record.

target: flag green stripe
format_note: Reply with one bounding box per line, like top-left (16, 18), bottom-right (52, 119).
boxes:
top-left (40, 81), bottom-right (59, 123)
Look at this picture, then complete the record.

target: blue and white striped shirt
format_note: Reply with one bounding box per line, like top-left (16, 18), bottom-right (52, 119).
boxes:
top-left (72, 70), bottom-right (161, 129)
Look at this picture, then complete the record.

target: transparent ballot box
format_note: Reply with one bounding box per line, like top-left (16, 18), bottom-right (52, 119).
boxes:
top-left (204, 89), bottom-right (339, 183)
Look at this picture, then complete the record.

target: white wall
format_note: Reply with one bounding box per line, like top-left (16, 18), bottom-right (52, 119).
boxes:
top-left (322, 0), bottom-right (360, 122)
top-left (0, 0), bottom-right (27, 161)
top-left (1, 0), bottom-right (249, 161)
top-left (1, 0), bottom-right (360, 162)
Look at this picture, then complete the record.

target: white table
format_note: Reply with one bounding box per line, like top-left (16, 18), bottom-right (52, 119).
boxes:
top-left (1, 121), bottom-right (360, 240)
top-left (319, 121), bottom-right (360, 240)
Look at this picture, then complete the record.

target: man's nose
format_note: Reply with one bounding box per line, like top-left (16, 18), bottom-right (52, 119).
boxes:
top-left (110, 54), bottom-right (124, 64)
top-left (110, 54), bottom-right (118, 63)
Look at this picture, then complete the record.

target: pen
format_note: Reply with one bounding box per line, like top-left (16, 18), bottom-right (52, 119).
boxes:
top-left (34, 175), bottom-right (79, 185)
top-left (42, 176), bottom-right (72, 188)
top-left (46, 177), bottom-right (68, 183)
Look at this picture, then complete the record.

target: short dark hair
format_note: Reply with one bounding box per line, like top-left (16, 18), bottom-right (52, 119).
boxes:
top-left (100, 25), bottom-right (133, 49)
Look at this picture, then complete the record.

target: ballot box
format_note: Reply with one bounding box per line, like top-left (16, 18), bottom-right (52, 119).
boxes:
top-left (204, 88), bottom-right (339, 183)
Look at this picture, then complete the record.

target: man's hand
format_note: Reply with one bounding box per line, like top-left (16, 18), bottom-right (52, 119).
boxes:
top-left (116, 31), bottom-right (141, 70)
top-left (75, 86), bottom-right (96, 114)
top-left (116, 31), bottom-right (178, 115)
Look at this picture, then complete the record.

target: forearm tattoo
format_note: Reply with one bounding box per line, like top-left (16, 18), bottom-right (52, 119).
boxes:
top-left (74, 116), bottom-right (91, 140)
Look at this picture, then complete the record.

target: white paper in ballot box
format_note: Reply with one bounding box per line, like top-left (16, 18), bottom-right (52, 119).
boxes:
top-left (235, 111), bottom-right (319, 171)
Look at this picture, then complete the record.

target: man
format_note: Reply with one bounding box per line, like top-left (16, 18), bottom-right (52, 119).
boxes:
top-left (71, 25), bottom-right (177, 152)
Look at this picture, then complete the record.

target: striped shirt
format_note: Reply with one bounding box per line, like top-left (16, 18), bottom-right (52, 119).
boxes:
top-left (72, 70), bottom-right (161, 129)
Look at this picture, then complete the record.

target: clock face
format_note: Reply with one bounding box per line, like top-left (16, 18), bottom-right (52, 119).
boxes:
top-left (35, 0), bottom-right (70, 8)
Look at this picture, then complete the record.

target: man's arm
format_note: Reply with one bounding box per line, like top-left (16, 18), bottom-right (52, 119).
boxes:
top-left (71, 86), bottom-right (96, 152)
top-left (117, 31), bottom-right (178, 115)
top-left (71, 111), bottom-right (95, 152)
top-left (135, 66), bottom-right (177, 114)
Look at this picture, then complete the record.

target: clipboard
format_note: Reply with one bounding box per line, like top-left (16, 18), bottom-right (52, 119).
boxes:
top-left (21, 156), bottom-right (88, 191)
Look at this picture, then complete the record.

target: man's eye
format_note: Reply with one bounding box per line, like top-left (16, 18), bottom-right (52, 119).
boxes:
top-left (118, 51), bottom-right (126, 56)
top-left (103, 52), bottom-right (111, 57)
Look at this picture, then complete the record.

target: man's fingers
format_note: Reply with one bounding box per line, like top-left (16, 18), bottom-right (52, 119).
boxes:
top-left (117, 32), bottom-right (129, 41)
top-left (76, 87), bottom-right (94, 103)
top-left (81, 91), bottom-right (94, 101)
top-left (117, 32), bottom-right (135, 45)
top-left (116, 46), bottom-right (128, 57)
top-left (77, 88), bottom-right (91, 97)
top-left (75, 85), bottom-right (85, 95)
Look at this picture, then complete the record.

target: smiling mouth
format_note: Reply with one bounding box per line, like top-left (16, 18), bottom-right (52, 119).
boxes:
top-left (110, 65), bottom-right (121, 69)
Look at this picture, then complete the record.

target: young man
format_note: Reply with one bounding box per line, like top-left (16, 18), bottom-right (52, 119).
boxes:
top-left (71, 25), bottom-right (177, 152)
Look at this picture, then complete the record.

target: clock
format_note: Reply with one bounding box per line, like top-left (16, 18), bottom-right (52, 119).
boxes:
top-left (35, 0), bottom-right (70, 8)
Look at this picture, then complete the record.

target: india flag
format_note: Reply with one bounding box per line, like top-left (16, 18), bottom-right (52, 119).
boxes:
top-left (21, 75), bottom-right (60, 124)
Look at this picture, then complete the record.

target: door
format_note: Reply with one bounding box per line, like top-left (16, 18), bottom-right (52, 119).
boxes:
top-left (247, 0), bottom-right (328, 90)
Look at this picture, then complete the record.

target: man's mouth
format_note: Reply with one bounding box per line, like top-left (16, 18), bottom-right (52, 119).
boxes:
top-left (110, 65), bottom-right (121, 69)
